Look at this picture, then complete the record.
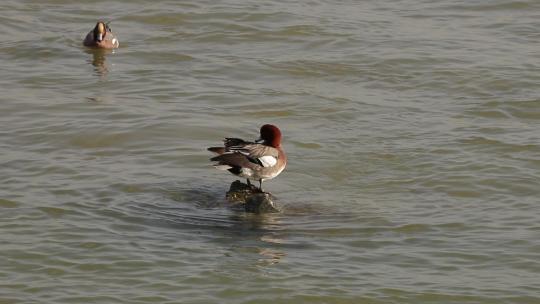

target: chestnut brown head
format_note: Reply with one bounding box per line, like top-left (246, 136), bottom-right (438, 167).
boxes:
top-left (259, 124), bottom-right (282, 148)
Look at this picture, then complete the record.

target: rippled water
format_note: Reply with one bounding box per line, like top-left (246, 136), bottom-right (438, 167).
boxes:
top-left (1, 0), bottom-right (539, 303)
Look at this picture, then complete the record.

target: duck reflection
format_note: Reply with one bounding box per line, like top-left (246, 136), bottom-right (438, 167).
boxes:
top-left (257, 248), bottom-right (286, 267)
top-left (228, 213), bottom-right (287, 267)
top-left (162, 184), bottom-right (288, 267)
top-left (85, 48), bottom-right (113, 78)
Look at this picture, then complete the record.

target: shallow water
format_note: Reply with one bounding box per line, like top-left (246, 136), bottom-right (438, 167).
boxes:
top-left (1, 0), bottom-right (539, 303)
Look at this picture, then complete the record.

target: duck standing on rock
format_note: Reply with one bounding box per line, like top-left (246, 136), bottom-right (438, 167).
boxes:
top-left (208, 124), bottom-right (287, 192)
top-left (83, 21), bottom-right (119, 49)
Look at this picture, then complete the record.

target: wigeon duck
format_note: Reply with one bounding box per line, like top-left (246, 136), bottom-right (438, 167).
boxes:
top-left (208, 124), bottom-right (287, 192)
top-left (83, 21), bottom-right (119, 49)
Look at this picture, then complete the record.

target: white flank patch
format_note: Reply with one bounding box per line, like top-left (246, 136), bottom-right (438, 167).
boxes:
top-left (258, 155), bottom-right (277, 167)
top-left (240, 168), bottom-right (253, 177)
top-left (112, 38), bottom-right (118, 46)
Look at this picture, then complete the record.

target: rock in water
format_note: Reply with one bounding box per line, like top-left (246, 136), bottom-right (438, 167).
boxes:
top-left (245, 193), bottom-right (279, 213)
top-left (226, 180), bottom-right (280, 213)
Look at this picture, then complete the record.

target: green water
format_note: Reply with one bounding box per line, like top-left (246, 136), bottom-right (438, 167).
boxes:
top-left (1, 0), bottom-right (539, 303)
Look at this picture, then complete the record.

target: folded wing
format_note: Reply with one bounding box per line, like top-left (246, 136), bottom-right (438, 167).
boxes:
top-left (211, 143), bottom-right (280, 169)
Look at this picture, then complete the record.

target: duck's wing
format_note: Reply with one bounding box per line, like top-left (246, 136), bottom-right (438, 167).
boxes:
top-left (228, 144), bottom-right (280, 168)
top-left (207, 146), bottom-right (226, 154)
top-left (211, 143), bottom-right (279, 169)
top-left (210, 152), bottom-right (259, 170)
top-left (224, 138), bottom-right (251, 148)
top-left (208, 137), bottom-right (249, 155)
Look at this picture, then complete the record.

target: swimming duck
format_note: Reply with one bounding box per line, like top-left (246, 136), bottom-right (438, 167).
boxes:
top-left (208, 124), bottom-right (287, 192)
top-left (83, 21), bottom-right (119, 49)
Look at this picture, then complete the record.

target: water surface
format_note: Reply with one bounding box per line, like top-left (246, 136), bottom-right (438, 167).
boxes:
top-left (1, 0), bottom-right (539, 303)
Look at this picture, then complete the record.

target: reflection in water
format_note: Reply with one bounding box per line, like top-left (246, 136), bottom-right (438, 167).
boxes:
top-left (84, 48), bottom-right (113, 78)
top-left (229, 213), bottom-right (287, 267)
top-left (162, 184), bottom-right (288, 267)
top-left (257, 247), bottom-right (286, 267)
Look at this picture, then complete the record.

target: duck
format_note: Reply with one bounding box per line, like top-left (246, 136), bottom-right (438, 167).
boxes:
top-left (83, 21), bottom-right (119, 49)
top-left (208, 124), bottom-right (287, 192)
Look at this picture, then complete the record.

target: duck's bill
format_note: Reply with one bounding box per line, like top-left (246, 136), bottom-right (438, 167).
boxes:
top-left (96, 33), bottom-right (103, 42)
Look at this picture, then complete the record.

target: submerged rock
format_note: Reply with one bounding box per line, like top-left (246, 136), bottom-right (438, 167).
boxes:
top-left (226, 180), bottom-right (280, 213)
